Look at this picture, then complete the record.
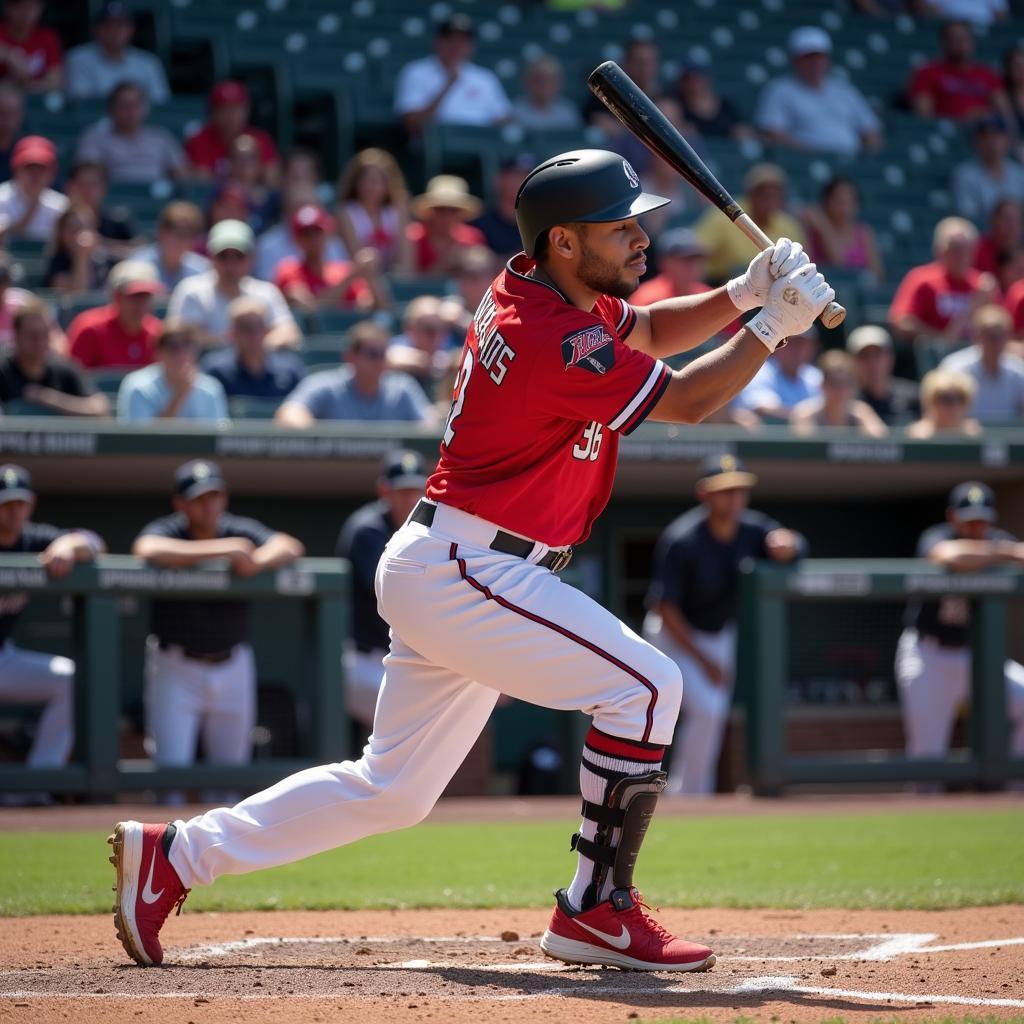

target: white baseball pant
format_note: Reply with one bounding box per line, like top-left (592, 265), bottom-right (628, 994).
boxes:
top-left (168, 502), bottom-right (682, 889)
top-left (0, 641), bottom-right (74, 766)
top-left (342, 644), bottom-right (388, 728)
top-left (643, 613), bottom-right (736, 796)
top-left (144, 639), bottom-right (256, 766)
top-left (895, 628), bottom-right (1024, 759)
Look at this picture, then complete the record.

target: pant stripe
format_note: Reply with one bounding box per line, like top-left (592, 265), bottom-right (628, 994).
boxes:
top-left (450, 542), bottom-right (659, 742)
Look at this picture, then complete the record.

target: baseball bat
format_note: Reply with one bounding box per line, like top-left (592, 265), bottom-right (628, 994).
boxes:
top-left (588, 60), bottom-right (846, 329)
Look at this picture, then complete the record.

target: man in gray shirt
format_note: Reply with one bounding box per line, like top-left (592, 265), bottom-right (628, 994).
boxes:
top-left (65, 3), bottom-right (170, 105)
top-left (755, 27), bottom-right (881, 157)
top-left (275, 321), bottom-right (437, 427)
top-left (75, 82), bottom-right (185, 184)
top-left (940, 304), bottom-right (1024, 423)
top-left (951, 116), bottom-right (1024, 225)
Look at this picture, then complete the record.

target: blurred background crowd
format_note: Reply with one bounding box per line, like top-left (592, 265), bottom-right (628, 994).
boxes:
top-left (0, 0), bottom-right (1021, 436)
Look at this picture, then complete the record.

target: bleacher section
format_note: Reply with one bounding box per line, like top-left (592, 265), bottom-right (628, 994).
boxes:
top-left (5, 0), bottom-right (1023, 418)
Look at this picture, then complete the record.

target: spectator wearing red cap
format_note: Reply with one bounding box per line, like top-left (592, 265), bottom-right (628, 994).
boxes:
top-left (0, 134), bottom-right (66, 242)
top-left (75, 81), bottom-right (185, 184)
top-left (0, 0), bottom-right (62, 94)
top-left (67, 260), bottom-right (164, 369)
top-left (274, 204), bottom-right (388, 313)
top-left (184, 81), bottom-right (280, 183)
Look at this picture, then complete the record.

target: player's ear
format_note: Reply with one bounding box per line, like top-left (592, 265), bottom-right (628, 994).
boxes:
top-left (547, 224), bottom-right (577, 262)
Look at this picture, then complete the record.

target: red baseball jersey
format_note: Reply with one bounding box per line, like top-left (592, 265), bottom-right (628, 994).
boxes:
top-left (426, 254), bottom-right (671, 548)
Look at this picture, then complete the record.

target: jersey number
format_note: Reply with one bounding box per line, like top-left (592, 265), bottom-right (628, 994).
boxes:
top-left (573, 421), bottom-right (604, 461)
top-left (443, 348), bottom-right (474, 447)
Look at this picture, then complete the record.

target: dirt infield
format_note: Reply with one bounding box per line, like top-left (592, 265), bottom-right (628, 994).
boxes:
top-left (3, 905), bottom-right (1023, 1022)
top-left (2, 795), bottom-right (1022, 1023)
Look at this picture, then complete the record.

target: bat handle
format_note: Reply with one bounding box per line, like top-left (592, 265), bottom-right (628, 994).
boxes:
top-left (733, 214), bottom-right (847, 329)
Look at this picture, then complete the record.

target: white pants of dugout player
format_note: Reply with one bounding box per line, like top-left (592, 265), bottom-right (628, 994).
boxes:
top-left (342, 643), bottom-right (388, 728)
top-left (167, 501), bottom-right (682, 888)
top-left (895, 628), bottom-right (1024, 760)
top-left (643, 614), bottom-right (736, 796)
top-left (144, 638), bottom-right (256, 767)
top-left (0, 641), bottom-right (74, 766)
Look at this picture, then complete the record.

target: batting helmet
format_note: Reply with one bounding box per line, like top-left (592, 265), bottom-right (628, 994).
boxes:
top-left (514, 149), bottom-right (670, 258)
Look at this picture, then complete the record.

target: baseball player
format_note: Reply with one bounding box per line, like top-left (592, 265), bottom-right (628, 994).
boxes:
top-left (0, 464), bottom-right (105, 770)
top-left (133, 460), bottom-right (304, 793)
top-left (335, 449), bottom-right (428, 728)
top-left (109, 149), bottom-right (833, 971)
top-left (896, 481), bottom-right (1024, 767)
top-left (643, 455), bottom-right (806, 795)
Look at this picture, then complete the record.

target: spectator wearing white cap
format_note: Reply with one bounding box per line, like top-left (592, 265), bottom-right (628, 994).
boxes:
top-left (939, 304), bottom-right (1024, 423)
top-left (754, 27), bottom-right (882, 156)
top-left (847, 325), bottom-right (920, 426)
top-left (167, 219), bottom-right (300, 350)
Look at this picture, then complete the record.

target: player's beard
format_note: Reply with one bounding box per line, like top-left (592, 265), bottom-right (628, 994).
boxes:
top-left (577, 236), bottom-right (640, 299)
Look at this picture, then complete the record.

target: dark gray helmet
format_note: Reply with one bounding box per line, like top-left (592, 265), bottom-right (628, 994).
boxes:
top-left (514, 149), bottom-right (670, 258)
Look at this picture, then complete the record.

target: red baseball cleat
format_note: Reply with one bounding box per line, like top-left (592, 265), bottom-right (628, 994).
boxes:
top-left (540, 887), bottom-right (715, 971)
top-left (108, 820), bottom-right (189, 966)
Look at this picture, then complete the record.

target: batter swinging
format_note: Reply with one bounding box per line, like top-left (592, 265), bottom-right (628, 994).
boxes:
top-left (109, 150), bottom-right (833, 972)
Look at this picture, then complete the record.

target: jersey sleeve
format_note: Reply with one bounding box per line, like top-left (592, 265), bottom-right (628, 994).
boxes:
top-left (223, 514), bottom-right (276, 547)
top-left (915, 524), bottom-right (950, 559)
top-left (528, 308), bottom-right (670, 435)
top-left (647, 533), bottom-right (691, 609)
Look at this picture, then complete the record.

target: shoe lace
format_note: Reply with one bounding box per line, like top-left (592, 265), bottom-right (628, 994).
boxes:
top-left (630, 891), bottom-right (676, 942)
top-left (173, 888), bottom-right (190, 917)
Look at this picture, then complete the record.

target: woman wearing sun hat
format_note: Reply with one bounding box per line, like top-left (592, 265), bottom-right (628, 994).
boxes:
top-left (406, 175), bottom-right (487, 274)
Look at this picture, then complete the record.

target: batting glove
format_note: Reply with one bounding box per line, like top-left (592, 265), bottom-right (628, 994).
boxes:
top-left (726, 237), bottom-right (809, 312)
top-left (747, 263), bottom-right (835, 352)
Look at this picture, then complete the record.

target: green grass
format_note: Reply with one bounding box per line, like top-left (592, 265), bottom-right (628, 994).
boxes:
top-left (2, 810), bottom-right (1022, 916)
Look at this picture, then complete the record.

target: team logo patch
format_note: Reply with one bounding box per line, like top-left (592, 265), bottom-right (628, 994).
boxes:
top-left (562, 325), bottom-right (615, 376)
top-left (622, 160), bottom-right (640, 189)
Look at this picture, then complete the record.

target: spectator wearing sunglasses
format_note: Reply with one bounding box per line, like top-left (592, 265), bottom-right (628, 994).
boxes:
top-left (275, 320), bottom-right (436, 428)
top-left (166, 219), bottom-right (300, 350)
top-left (790, 349), bottom-right (889, 436)
top-left (907, 368), bottom-right (982, 438)
top-left (116, 320), bottom-right (228, 423)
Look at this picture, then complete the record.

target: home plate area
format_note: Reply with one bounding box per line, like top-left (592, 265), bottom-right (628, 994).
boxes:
top-left (4, 921), bottom-right (1024, 1016)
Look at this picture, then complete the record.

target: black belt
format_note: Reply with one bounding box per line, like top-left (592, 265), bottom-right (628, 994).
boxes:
top-left (411, 501), bottom-right (573, 573)
top-left (159, 641), bottom-right (235, 664)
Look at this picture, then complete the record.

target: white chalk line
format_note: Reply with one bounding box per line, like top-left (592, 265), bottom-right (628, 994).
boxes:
top-left (181, 931), bottom-right (1024, 965)
top-left (4, 975), bottom-right (1024, 1009)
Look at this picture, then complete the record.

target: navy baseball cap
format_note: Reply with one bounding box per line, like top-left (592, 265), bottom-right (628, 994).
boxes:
top-left (0, 464), bottom-right (33, 504)
top-left (948, 481), bottom-right (996, 521)
top-left (697, 453), bottom-right (757, 493)
top-left (380, 450), bottom-right (427, 491)
top-left (96, 1), bottom-right (133, 21)
top-left (174, 460), bottom-right (227, 500)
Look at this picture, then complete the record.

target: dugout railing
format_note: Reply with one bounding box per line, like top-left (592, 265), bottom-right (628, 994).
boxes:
top-left (0, 556), bottom-right (349, 800)
top-left (739, 560), bottom-right (1024, 795)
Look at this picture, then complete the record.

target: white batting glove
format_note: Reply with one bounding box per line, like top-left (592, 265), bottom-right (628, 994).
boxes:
top-left (747, 263), bottom-right (835, 352)
top-left (726, 237), bottom-right (809, 311)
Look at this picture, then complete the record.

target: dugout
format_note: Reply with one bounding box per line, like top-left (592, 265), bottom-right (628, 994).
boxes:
top-left (3, 419), bottom-right (1023, 795)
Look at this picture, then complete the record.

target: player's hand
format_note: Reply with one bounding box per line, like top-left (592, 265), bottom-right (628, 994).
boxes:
top-left (726, 238), bottom-right (808, 311)
top-left (765, 528), bottom-right (799, 562)
top-left (39, 538), bottom-right (77, 579)
top-left (747, 263), bottom-right (834, 352)
top-left (228, 549), bottom-right (260, 577)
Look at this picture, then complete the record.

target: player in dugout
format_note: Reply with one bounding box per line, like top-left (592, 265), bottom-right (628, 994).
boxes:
top-left (644, 455), bottom-right (806, 795)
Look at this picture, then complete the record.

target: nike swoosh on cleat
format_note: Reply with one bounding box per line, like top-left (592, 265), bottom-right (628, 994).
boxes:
top-left (574, 920), bottom-right (632, 950)
top-left (141, 850), bottom-right (164, 905)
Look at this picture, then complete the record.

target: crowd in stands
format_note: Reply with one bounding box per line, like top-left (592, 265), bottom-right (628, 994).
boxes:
top-left (0, 1), bottom-right (1020, 433)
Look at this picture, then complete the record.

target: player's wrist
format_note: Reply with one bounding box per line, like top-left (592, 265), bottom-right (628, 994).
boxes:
top-left (745, 307), bottom-right (791, 352)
